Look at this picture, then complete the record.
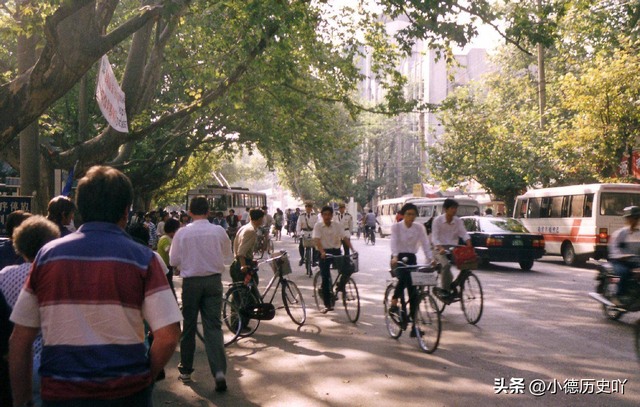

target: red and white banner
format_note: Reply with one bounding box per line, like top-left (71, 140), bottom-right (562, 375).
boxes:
top-left (620, 151), bottom-right (640, 179)
top-left (95, 55), bottom-right (128, 133)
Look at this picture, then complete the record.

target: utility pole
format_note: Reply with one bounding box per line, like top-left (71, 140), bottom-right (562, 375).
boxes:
top-left (537, 0), bottom-right (547, 130)
top-left (396, 116), bottom-right (403, 196)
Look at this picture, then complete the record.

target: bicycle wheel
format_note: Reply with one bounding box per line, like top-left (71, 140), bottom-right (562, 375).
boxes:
top-left (225, 285), bottom-right (261, 337)
top-left (306, 249), bottom-right (313, 277)
top-left (384, 283), bottom-right (403, 339)
top-left (415, 293), bottom-right (441, 354)
top-left (282, 280), bottom-right (306, 326)
top-left (221, 298), bottom-right (242, 346)
top-left (460, 272), bottom-right (483, 325)
top-left (371, 231), bottom-right (376, 245)
top-left (342, 277), bottom-right (360, 323)
top-left (430, 287), bottom-right (447, 315)
top-left (313, 271), bottom-right (322, 310)
top-left (635, 320), bottom-right (640, 364)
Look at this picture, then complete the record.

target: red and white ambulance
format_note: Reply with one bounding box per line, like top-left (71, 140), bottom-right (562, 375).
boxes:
top-left (514, 184), bottom-right (640, 266)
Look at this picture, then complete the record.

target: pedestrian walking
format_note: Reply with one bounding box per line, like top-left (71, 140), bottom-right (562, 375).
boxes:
top-left (169, 196), bottom-right (232, 391)
top-left (1, 215), bottom-right (60, 406)
top-left (46, 196), bottom-right (76, 237)
top-left (0, 211), bottom-right (31, 269)
top-left (9, 166), bottom-right (182, 406)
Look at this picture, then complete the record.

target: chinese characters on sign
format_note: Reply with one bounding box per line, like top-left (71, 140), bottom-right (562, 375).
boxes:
top-left (494, 378), bottom-right (627, 397)
top-left (537, 226), bottom-right (560, 233)
top-left (95, 55), bottom-right (128, 133)
top-left (0, 196), bottom-right (31, 236)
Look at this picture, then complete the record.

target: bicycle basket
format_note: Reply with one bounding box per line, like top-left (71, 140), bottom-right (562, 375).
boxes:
top-left (244, 303), bottom-right (276, 320)
top-left (270, 255), bottom-right (292, 276)
top-left (453, 246), bottom-right (478, 270)
top-left (302, 237), bottom-right (316, 248)
top-left (334, 256), bottom-right (358, 275)
top-left (411, 267), bottom-right (438, 286)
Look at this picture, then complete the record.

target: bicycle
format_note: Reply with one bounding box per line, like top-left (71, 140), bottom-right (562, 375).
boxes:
top-left (224, 251), bottom-right (306, 337)
top-left (364, 225), bottom-right (376, 245)
top-left (178, 298), bottom-right (242, 347)
top-left (430, 248), bottom-right (484, 325)
top-left (355, 222), bottom-right (363, 240)
top-left (301, 232), bottom-right (316, 278)
top-left (254, 226), bottom-right (275, 259)
top-left (312, 253), bottom-right (360, 322)
top-left (384, 260), bottom-right (441, 353)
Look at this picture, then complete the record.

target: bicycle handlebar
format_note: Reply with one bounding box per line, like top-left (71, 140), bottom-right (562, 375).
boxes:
top-left (323, 252), bottom-right (358, 260)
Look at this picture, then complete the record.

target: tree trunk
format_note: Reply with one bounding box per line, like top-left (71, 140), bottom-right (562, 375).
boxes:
top-left (17, 28), bottom-right (40, 211)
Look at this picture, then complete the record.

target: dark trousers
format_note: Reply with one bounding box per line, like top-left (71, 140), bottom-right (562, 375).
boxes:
top-left (393, 253), bottom-right (417, 318)
top-left (166, 267), bottom-right (176, 299)
top-left (320, 248), bottom-right (342, 308)
top-left (299, 239), bottom-right (318, 263)
top-left (42, 384), bottom-right (153, 407)
top-left (613, 261), bottom-right (632, 297)
top-left (179, 274), bottom-right (226, 377)
top-left (342, 237), bottom-right (350, 256)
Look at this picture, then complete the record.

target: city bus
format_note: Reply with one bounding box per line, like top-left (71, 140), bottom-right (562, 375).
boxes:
top-left (513, 183), bottom-right (640, 266)
top-left (376, 196), bottom-right (414, 237)
top-left (186, 185), bottom-right (267, 217)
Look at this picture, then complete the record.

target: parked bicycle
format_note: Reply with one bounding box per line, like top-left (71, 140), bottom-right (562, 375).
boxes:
top-left (224, 251), bottom-right (306, 337)
top-left (384, 260), bottom-right (441, 353)
top-left (312, 253), bottom-right (360, 322)
top-left (430, 247), bottom-right (484, 325)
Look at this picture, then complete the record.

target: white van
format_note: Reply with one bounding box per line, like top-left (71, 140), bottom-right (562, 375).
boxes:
top-left (411, 197), bottom-right (480, 233)
top-left (513, 183), bottom-right (640, 266)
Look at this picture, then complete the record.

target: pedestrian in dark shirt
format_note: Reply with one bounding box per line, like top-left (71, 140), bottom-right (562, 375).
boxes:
top-left (46, 196), bottom-right (76, 237)
top-left (0, 211), bottom-right (31, 269)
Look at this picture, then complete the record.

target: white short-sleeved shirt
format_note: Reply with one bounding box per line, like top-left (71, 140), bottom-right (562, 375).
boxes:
top-left (431, 215), bottom-right (470, 247)
top-left (390, 221), bottom-right (433, 260)
top-left (313, 220), bottom-right (349, 250)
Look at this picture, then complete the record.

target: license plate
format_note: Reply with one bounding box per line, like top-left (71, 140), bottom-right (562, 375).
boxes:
top-left (512, 240), bottom-right (523, 246)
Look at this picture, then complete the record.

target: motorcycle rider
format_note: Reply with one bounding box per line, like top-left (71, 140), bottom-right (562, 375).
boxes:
top-left (608, 206), bottom-right (640, 303)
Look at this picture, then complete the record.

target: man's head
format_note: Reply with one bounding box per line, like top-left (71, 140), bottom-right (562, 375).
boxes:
top-left (400, 203), bottom-right (418, 225)
top-left (368, 209), bottom-right (373, 213)
top-left (47, 196), bottom-right (76, 226)
top-left (304, 201), bottom-right (313, 213)
top-left (164, 218), bottom-right (180, 237)
top-left (179, 213), bottom-right (189, 224)
top-left (13, 215), bottom-right (61, 262)
top-left (623, 206), bottom-right (640, 228)
top-left (485, 208), bottom-right (493, 216)
top-left (443, 199), bottom-right (459, 217)
top-left (76, 166), bottom-right (133, 226)
top-left (262, 206), bottom-right (268, 213)
top-left (189, 196), bottom-right (210, 218)
top-left (246, 207), bottom-right (250, 212)
top-left (321, 205), bottom-right (333, 223)
top-left (229, 209), bottom-right (235, 216)
top-left (216, 211), bottom-right (224, 218)
top-left (338, 203), bottom-right (346, 213)
top-left (249, 208), bottom-right (265, 226)
top-left (6, 211), bottom-right (32, 240)
top-left (161, 211), bottom-right (170, 221)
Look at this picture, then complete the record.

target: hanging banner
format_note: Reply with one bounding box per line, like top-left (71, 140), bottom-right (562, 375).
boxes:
top-left (96, 55), bottom-right (128, 133)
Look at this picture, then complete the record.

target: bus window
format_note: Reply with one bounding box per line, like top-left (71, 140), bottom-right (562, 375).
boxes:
top-left (598, 192), bottom-right (640, 216)
top-left (585, 194), bottom-right (594, 217)
top-left (569, 195), bottom-right (584, 217)
top-left (527, 198), bottom-right (541, 218)
top-left (550, 196), bottom-right (564, 218)
top-left (540, 197), bottom-right (551, 218)
top-left (514, 199), bottom-right (527, 219)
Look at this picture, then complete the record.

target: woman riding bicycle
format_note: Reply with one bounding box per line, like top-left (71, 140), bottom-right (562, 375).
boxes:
top-left (388, 203), bottom-right (436, 334)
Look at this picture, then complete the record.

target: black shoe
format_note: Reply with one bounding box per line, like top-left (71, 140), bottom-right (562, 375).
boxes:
top-left (410, 326), bottom-right (417, 337)
top-left (299, 259), bottom-right (304, 266)
top-left (312, 262), bottom-right (318, 267)
top-left (388, 304), bottom-right (399, 315)
top-left (214, 372), bottom-right (227, 392)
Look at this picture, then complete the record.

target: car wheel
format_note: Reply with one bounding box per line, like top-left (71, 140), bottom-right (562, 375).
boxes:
top-left (562, 243), bottom-right (586, 267)
top-left (519, 259), bottom-right (534, 271)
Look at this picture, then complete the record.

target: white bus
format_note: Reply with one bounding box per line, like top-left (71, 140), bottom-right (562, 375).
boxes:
top-left (513, 183), bottom-right (640, 266)
top-left (376, 196), bottom-right (414, 237)
top-left (186, 186), bottom-right (267, 217)
top-left (412, 197), bottom-right (480, 232)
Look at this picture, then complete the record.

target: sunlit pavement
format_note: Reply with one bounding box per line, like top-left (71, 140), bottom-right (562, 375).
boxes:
top-left (153, 234), bottom-right (640, 406)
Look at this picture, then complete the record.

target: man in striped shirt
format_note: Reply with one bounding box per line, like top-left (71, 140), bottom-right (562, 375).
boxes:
top-left (9, 166), bottom-right (182, 406)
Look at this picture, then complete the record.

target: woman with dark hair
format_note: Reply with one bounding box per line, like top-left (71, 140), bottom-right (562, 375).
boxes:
top-left (46, 195), bottom-right (76, 237)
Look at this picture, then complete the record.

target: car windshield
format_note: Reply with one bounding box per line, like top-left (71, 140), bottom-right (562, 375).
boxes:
top-left (479, 218), bottom-right (530, 233)
top-left (457, 205), bottom-right (479, 217)
top-left (599, 192), bottom-right (640, 216)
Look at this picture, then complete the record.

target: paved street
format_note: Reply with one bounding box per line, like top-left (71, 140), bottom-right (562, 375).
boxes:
top-left (154, 234), bottom-right (640, 406)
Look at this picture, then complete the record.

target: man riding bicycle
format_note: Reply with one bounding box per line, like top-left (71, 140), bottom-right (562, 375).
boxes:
top-left (297, 201), bottom-right (318, 267)
top-left (609, 206), bottom-right (640, 303)
top-left (313, 205), bottom-right (356, 314)
top-left (388, 203), bottom-right (435, 335)
top-left (231, 208), bottom-right (265, 300)
top-left (363, 209), bottom-right (378, 238)
top-left (431, 199), bottom-right (472, 300)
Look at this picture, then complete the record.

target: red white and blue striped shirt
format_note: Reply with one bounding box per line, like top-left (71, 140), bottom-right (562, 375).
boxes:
top-left (10, 222), bottom-right (182, 401)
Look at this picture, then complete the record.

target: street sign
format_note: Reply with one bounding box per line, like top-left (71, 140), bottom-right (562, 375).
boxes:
top-left (0, 196), bottom-right (32, 236)
top-left (413, 183), bottom-right (423, 197)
